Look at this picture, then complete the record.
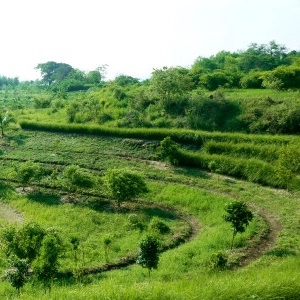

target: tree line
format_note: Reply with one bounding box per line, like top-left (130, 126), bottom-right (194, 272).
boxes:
top-left (1, 41), bottom-right (300, 134)
top-left (1, 41), bottom-right (299, 91)
top-left (34, 41), bottom-right (300, 91)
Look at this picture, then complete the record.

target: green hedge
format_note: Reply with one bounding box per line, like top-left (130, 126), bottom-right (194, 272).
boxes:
top-left (204, 141), bottom-right (280, 163)
top-left (176, 150), bottom-right (285, 188)
top-left (19, 121), bottom-right (296, 146)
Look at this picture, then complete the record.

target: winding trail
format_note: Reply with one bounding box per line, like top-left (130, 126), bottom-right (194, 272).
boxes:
top-left (0, 174), bottom-right (282, 276)
top-left (235, 204), bottom-right (282, 267)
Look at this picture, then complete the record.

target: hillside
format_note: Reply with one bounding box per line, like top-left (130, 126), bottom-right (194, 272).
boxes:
top-left (0, 128), bottom-right (298, 299)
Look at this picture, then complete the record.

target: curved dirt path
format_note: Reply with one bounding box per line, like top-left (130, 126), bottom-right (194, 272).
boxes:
top-left (234, 204), bottom-right (282, 267)
top-left (3, 176), bottom-right (282, 275)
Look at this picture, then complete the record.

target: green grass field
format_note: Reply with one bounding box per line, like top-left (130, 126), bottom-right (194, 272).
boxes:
top-left (0, 128), bottom-right (298, 299)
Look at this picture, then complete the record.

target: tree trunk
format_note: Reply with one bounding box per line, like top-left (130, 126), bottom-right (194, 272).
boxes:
top-left (231, 231), bottom-right (236, 249)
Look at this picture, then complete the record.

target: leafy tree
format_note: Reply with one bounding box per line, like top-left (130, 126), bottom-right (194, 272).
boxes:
top-left (104, 168), bottom-right (148, 208)
top-left (238, 41), bottom-right (288, 72)
top-left (137, 235), bottom-right (160, 278)
top-left (114, 74), bottom-right (139, 86)
top-left (240, 71), bottom-right (263, 88)
top-left (150, 66), bottom-right (192, 115)
top-left (2, 222), bottom-right (46, 263)
top-left (5, 257), bottom-right (30, 295)
top-left (86, 70), bottom-right (101, 85)
top-left (199, 71), bottom-right (236, 90)
top-left (223, 201), bottom-right (253, 249)
top-left (32, 229), bottom-right (64, 292)
top-left (0, 75), bottom-right (19, 89)
top-left (36, 61), bottom-right (74, 85)
top-left (261, 65), bottom-right (300, 90)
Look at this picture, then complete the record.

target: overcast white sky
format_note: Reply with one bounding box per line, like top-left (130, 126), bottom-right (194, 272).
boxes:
top-left (0, 0), bottom-right (299, 81)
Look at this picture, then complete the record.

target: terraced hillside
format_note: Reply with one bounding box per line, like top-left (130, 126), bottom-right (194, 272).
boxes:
top-left (0, 128), bottom-right (299, 299)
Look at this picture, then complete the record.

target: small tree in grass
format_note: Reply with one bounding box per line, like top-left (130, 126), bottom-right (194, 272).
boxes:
top-left (2, 223), bottom-right (64, 293)
top-left (223, 201), bottom-right (253, 249)
top-left (32, 228), bottom-right (64, 293)
top-left (5, 257), bottom-right (30, 296)
top-left (137, 235), bottom-right (160, 278)
top-left (105, 168), bottom-right (148, 208)
top-left (158, 136), bottom-right (179, 165)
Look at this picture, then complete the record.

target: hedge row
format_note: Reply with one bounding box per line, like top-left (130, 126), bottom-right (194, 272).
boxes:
top-left (19, 121), bottom-right (296, 147)
top-left (203, 141), bottom-right (280, 163)
top-left (176, 150), bottom-right (286, 189)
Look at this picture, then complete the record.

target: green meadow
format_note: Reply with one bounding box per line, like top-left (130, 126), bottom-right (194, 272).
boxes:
top-left (0, 128), bottom-right (298, 299)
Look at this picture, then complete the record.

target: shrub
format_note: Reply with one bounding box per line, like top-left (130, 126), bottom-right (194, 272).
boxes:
top-left (1, 222), bottom-right (46, 263)
top-left (104, 168), bottom-right (148, 207)
top-left (63, 165), bottom-right (95, 190)
top-left (17, 161), bottom-right (41, 189)
top-left (127, 214), bottom-right (146, 231)
top-left (158, 136), bottom-right (179, 165)
top-left (210, 251), bottom-right (228, 270)
top-left (148, 217), bottom-right (170, 234)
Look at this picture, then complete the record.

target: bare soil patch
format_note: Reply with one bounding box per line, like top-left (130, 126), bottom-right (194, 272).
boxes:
top-left (0, 202), bottom-right (23, 224)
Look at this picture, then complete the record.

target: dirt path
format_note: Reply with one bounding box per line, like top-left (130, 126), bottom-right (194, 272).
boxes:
top-left (234, 204), bottom-right (282, 267)
top-left (0, 202), bottom-right (23, 224)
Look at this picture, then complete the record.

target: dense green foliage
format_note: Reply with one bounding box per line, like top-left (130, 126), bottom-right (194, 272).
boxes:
top-left (1, 41), bottom-right (300, 135)
top-left (2, 222), bottom-right (46, 262)
top-left (5, 258), bottom-right (30, 295)
top-left (105, 168), bottom-right (148, 206)
top-left (32, 229), bottom-right (64, 290)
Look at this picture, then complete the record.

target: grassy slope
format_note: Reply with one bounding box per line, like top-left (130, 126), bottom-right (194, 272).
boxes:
top-left (0, 129), bottom-right (299, 299)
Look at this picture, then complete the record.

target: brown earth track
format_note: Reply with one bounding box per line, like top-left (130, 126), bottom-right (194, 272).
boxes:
top-left (233, 204), bottom-right (282, 268)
